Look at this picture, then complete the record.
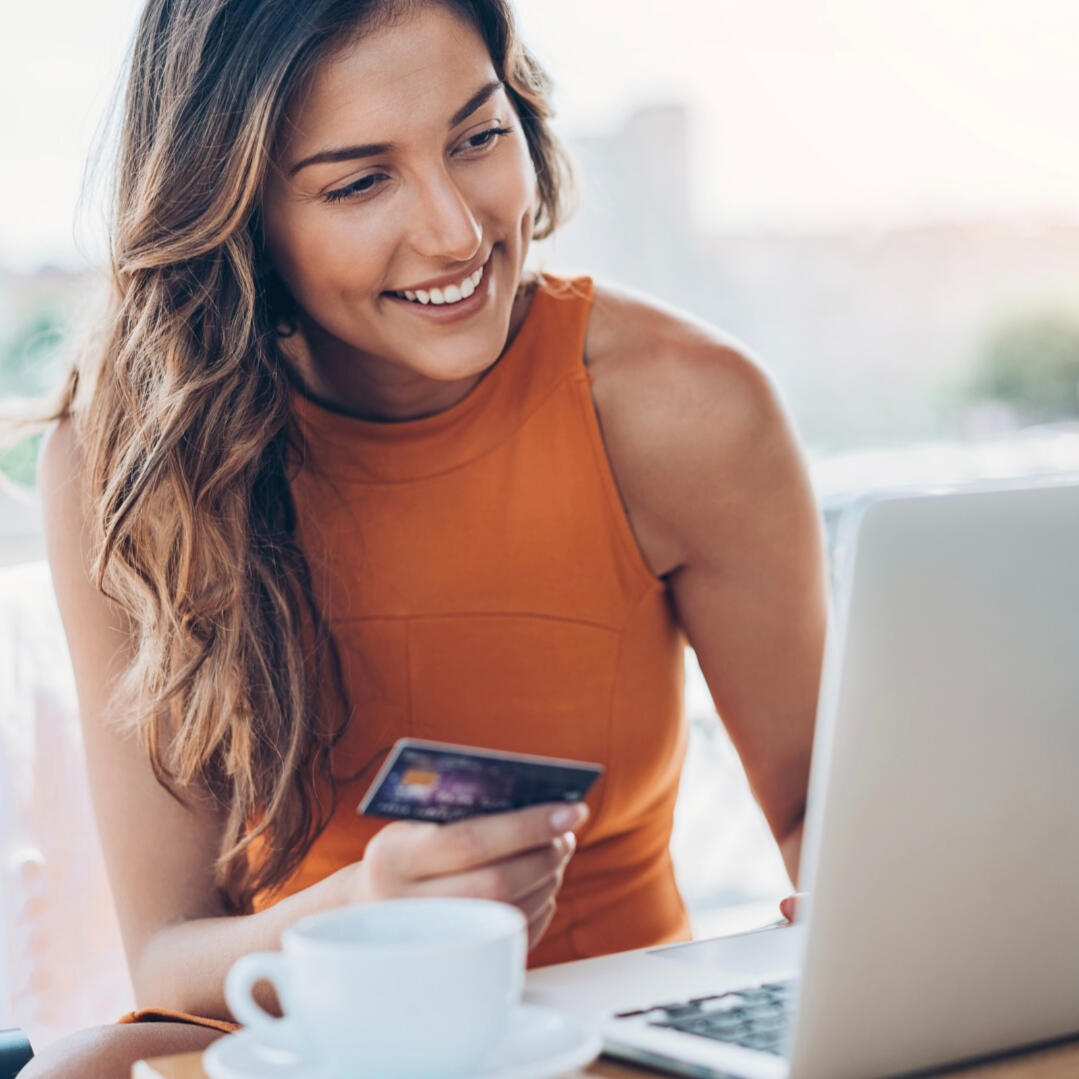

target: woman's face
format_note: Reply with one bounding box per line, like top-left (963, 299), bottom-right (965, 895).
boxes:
top-left (261, 2), bottom-right (538, 419)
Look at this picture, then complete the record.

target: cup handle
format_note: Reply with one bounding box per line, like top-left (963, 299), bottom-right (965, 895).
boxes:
top-left (225, 951), bottom-right (307, 1053)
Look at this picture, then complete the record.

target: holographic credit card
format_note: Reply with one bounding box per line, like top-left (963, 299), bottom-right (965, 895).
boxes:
top-left (357, 738), bottom-right (603, 823)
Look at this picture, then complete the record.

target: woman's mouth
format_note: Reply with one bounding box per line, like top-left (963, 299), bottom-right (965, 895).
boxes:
top-left (383, 254), bottom-right (493, 322)
top-left (388, 261), bottom-right (485, 306)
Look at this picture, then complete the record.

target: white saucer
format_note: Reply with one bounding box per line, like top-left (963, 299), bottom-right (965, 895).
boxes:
top-left (202, 1001), bottom-right (602, 1079)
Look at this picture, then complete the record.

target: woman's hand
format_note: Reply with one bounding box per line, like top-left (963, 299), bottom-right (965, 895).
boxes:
top-left (346, 802), bottom-right (589, 950)
top-left (779, 892), bottom-right (807, 923)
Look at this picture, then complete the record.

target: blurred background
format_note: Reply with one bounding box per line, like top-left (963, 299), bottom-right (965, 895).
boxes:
top-left (2, 0), bottom-right (1078, 1050)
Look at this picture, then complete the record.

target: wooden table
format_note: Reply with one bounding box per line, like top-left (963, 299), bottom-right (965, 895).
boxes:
top-left (135, 1036), bottom-right (1079, 1078)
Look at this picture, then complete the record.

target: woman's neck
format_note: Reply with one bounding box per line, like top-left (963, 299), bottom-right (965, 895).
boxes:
top-left (281, 274), bottom-right (540, 422)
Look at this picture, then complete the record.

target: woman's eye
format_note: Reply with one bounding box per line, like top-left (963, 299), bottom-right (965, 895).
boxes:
top-left (324, 173), bottom-right (387, 204)
top-left (321, 127), bottom-right (512, 205)
top-left (460, 126), bottom-right (513, 153)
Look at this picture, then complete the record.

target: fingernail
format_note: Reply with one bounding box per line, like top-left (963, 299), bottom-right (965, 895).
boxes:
top-left (550, 803), bottom-right (587, 832)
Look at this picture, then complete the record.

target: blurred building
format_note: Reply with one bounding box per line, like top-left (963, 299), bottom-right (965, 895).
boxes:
top-left (547, 103), bottom-right (705, 302)
top-left (542, 103), bottom-right (1079, 452)
top-left (698, 219), bottom-right (1079, 450)
top-left (4, 106), bottom-right (1079, 459)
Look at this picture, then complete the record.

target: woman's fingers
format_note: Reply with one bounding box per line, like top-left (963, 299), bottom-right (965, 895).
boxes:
top-left (358, 803), bottom-right (586, 907)
top-left (779, 892), bottom-right (807, 922)
top-left (514, 851), bottom-right (572, 918)
top-left (405, 834), bottom-right (573, 904)
top-left (392, 802), bottom-right (589, 880)
top-left (527, 896), bottom-right (557, 950)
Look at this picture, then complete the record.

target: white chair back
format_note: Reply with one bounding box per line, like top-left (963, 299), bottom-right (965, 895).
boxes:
top-left (0, 561), bottom-right (134, 1052)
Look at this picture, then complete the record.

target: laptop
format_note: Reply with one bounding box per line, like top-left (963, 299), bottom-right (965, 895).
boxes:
top-left (526, 476), bottom-right (1079, 1078)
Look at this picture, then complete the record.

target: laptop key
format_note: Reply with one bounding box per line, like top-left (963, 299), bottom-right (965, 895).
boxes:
top-left (699, 997), bottom-right (747, 1013)
top-left (659, 1003), bottom-right (704, 1020)
top-left (744, 1016), bottom-right (787, 1035)
top-left (742, 1034), bottom-right (784, 1054)
top-left (742, 998), bottom-right (782, 1013)
top-left (680, 1016), bottom-right (733, 1037)
top-left (697, 1014), bottom-right (745, 1033)
top-left (754, 1005), bottom-right (788, 1020)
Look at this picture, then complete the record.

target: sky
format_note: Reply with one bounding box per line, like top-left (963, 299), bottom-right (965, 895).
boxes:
top-left (2, 0), bottom-right (1078, 270)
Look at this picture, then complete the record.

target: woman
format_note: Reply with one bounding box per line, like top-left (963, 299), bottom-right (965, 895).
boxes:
top-left (24, 0), bottom-right (827, 1074)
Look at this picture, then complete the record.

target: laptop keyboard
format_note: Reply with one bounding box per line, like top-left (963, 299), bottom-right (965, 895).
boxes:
top-left (613, 980), bottom-right (795, 1056)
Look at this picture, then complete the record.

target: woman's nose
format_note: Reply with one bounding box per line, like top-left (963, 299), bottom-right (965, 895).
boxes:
top-left (408, 167), bottom-right (482, 262)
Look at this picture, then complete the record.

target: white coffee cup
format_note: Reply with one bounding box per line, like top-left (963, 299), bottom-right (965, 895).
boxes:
top-left (225, 897), bottom-right (527, 1078)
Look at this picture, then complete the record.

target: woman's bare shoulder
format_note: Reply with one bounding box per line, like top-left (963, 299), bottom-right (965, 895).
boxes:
top-left (582, 278), bottom-right (793, 575)
top-left (38, 416), bottom-right (89, 562)
top-left (39, 411), bottom-right (82, 483)
top-left (583, 278), bottom-right (775, 415)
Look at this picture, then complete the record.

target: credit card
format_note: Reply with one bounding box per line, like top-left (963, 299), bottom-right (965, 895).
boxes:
top-left (357, 738), bottom-right (604, 823)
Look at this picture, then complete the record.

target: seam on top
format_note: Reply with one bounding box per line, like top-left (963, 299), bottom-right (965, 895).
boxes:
top-left (571, 369), bottom-right (666, 598)
top-left (309, 369), bottom-right (667, 597)
top-left (305, 368), bottom-right (580, 487)
top-left (565, 586), bottom-right (644, 962)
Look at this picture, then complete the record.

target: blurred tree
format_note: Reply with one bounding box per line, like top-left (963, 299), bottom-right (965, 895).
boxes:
top-left (0, 306), bottom-right (68, 487)
top-left (969, 310), bottom-right (1079, 424)
top-left (0, 433), bottom-right (43, 487)
top-left (0, 307), bottom-right (66, 396)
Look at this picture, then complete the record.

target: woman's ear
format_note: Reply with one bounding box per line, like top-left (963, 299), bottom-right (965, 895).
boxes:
top-left (250, 215), bottom-right (300, 337)
top-left (260, 266), bottom-right (300, 339)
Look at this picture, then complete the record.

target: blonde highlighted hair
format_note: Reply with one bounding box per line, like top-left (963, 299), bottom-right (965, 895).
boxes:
top-left (52, 0), bottom-right (575, 912)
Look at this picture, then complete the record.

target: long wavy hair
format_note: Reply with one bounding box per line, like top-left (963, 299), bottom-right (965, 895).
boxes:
top-left (50, 0), bottom-right (576, 913)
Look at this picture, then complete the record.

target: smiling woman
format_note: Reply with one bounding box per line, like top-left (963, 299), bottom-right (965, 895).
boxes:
top-left (262, 8), bottom-right (542, 417)
top-left (21, 1), bottom-right (827, 1076)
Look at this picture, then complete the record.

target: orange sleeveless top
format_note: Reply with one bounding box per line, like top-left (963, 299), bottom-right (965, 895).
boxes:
top-left (119, 273), bottom-right (690, 1031)
top-left (255, 272), bottom-right (691, 966)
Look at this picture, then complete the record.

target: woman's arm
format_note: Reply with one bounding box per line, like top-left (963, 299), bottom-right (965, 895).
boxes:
top-left (586, 286), bottom-right (829, 887)
top-left (40, 417), bottom-right (580, 1019)
top-left (661, 350), bottom-right (825, 885)
top-left (39, 419), bottom-right (355, 1017)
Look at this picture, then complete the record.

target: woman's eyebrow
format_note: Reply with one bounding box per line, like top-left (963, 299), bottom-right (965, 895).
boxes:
top-left (288, 79), bottom-right (504, 177)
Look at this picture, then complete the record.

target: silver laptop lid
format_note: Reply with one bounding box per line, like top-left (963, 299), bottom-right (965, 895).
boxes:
top-left (788, 477), bottom-right (1079, 1079)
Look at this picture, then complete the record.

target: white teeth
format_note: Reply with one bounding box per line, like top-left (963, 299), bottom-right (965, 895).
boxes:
top-left (394, 260), bottom-right (486, 305)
